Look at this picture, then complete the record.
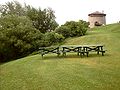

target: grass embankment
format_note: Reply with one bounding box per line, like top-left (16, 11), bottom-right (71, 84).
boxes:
top-left (0, 23), bottom-right (120, 90)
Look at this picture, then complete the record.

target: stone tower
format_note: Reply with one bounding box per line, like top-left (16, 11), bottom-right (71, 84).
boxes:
top-left (88, 11), bottom-right (106, 28)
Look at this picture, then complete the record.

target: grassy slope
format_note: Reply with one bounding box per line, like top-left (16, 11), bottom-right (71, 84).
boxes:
top-left (0, 23), bottom-right (120, 90)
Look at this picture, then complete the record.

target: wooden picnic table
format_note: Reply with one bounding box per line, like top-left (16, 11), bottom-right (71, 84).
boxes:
top-left (82, 44), bottom-right (105, 56)
top-left (60, 44), bottom-right (106, 57)
top-left (39, 46), bottom-right (60, 58)
top-left (60, 45), bottom-right (83, 57)
top-left (39, 44), bottom-right (106, 58)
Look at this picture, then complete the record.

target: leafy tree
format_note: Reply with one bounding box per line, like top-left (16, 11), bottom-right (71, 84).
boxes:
top-left (0, 15), bottom-right (43, 62)
top-left (0, 1), bottom-right (58, 33)
top-left (26, 6), bottom-right (58, 33)
top-left (0, 1), bottom-right (26, 16)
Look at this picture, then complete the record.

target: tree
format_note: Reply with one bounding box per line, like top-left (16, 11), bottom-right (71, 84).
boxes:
top-left (0, 1), bottom-right (63, 62)
top-left (0, 15), bottom-right (43, 62)
top-left (26, 6), bottom-right (58, 33)
top-left (0, 1), bottom-right (58, 33)
top-left (0, 1), bottom-right (26, 16)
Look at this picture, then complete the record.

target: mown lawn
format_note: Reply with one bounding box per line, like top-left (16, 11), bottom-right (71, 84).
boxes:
top-left (0, 23), bottom-right (120, 90)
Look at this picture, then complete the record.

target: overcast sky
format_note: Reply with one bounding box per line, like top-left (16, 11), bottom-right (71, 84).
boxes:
top-left (0, 0), bottom-right (120, 25)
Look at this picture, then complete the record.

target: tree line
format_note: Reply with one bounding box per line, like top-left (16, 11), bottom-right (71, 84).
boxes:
top-left (0, 1), bottom-right (89, 62)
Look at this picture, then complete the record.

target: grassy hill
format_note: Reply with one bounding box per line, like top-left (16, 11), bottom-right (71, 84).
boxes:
top-left (0, 23), bottom-right (120, 90)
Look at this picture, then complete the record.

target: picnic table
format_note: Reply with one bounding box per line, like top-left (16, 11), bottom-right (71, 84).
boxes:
top-left (61, 45), bottom-right (84, 57)
top-left (61, 44), bottom-right (105, 57)
top-left (39, 46), bottom-right (60, 58)
top-left (82, 44), bottom-right (106, 56)
top-left (39, 44), bottom-right (106, 58)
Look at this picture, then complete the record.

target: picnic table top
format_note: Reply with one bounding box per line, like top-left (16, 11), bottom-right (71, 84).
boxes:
top-left (39, 46), bottom-right (60, 51)
top-left (39, 44), bottom-right (105, 50)
top-left (60, 44), bottom-right (104, 47)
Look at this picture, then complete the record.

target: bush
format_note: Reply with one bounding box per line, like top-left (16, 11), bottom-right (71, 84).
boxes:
top-left (55, 26), bottom-right (71, 38)
top-left (56, 20), bottom-right (89, 38)
top-left (42, 32), bottom-right (65, 47)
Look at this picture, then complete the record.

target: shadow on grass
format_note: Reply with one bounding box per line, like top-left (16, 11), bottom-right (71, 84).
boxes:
top-left (40, 53), bottom-right (110, 60)
top-left (86, 53), bottom-right (110, 59)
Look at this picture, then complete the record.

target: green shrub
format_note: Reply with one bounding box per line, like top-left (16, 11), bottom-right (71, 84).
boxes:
top-left (42, 32), bottom-right (65, 47)
top-left (55, 26), bottom-right (71, 38)
top-left (56, 20), bottom-right (89, 38)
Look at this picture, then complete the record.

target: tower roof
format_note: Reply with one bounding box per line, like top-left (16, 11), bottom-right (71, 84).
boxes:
top-left (88, 11), bottom-right (106, 16)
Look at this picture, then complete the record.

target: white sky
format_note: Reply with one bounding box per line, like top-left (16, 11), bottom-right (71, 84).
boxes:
top-left (0, 0), bottom-right (120, 25)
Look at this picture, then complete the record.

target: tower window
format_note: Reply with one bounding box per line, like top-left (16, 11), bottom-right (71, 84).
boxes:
top-left (94, 21), bottom-right (102, 26)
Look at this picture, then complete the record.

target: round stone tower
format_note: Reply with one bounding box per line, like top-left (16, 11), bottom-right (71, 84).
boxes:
top-left (88, 11), bottom-right (106, 28)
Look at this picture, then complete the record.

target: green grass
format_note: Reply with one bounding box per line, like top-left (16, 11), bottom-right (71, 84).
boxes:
top-left (0, 23), bottom-right (120, 90)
